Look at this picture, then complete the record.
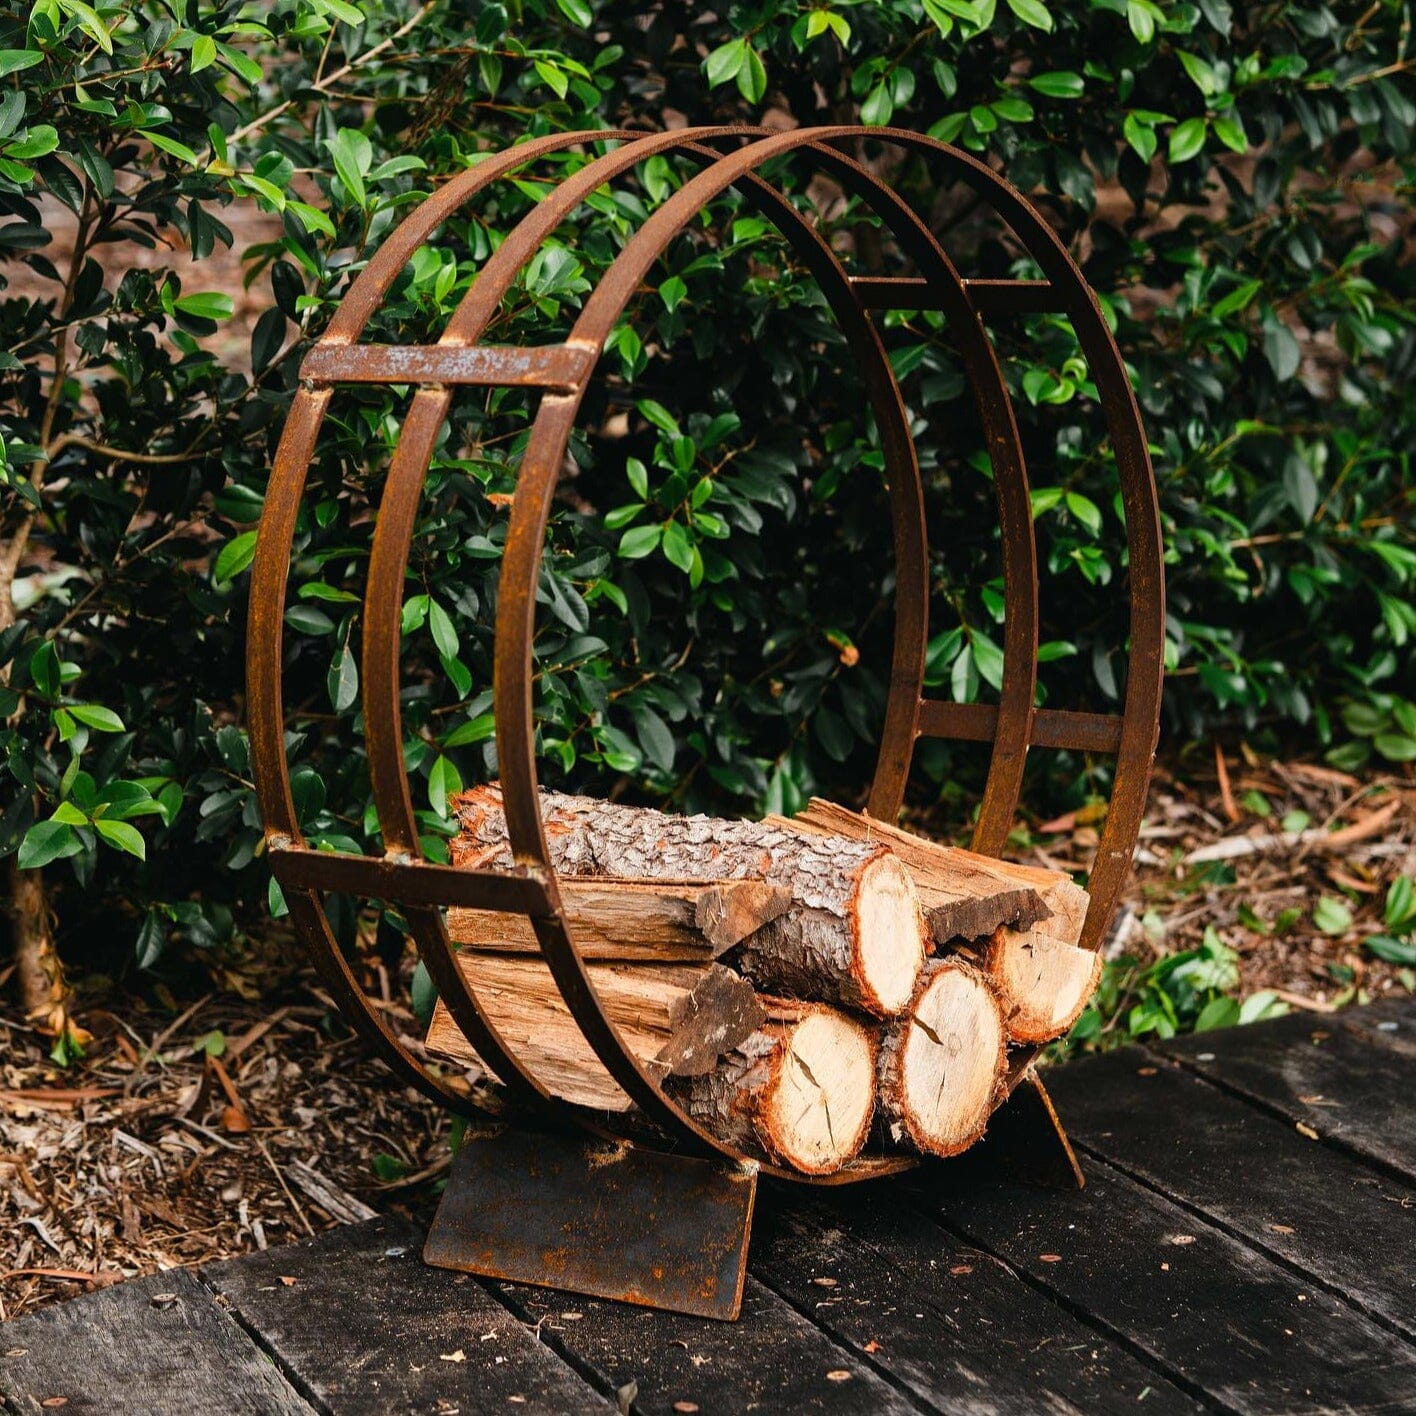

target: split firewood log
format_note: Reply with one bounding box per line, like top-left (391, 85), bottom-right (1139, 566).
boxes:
top-left (423, 954), bottom-right (766, 1113)
top-left (424, 957), bottom-right (873, 1175)
top-left (876, 959), bottom-right (1006, 1158)
top-left (772, 799), bottom-right (1100, 1043)
top-left (770, 798), bottom-right (1089, 947)
top-left (667, 1000), bottom-right (877, 1175)
top-left (446, 877), bottom-right (793, 963)
top-left (981, 929), bottom-right (1103, 1044)
top-left (452, 785), bottom-right (926, 1017)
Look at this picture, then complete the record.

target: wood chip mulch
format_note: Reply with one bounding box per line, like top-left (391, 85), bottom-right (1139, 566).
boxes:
top-left (0, 972), bottom-right (449, 1323)
top-left (1096, 755), bottom-right (1415, 1009)
top-left (2, 755), bottom-right (1412, 1322)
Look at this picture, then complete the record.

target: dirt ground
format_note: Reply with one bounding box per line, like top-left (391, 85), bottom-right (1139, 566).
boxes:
top-left (2, 755), bottom-right (1412, 1323)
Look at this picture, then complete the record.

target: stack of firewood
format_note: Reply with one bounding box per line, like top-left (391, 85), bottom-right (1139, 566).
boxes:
top-left (424, 786), bottom-right (1099, 1176)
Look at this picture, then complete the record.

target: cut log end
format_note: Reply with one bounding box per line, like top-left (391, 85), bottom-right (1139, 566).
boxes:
top-left (852, 852), bottom-right (927, 1017)
top-left (984, 932), bottom-right (1103, 1044)
top-left (762, 1008), bottom-right (877, 1176)
top-left (880, 960), bottom-right (1005, 1159)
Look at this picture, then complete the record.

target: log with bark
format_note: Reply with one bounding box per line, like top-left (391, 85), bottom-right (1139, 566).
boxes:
top-left (423, 953), bottom-right (874, 1173)
top-left (446, 877), bottom-right (793, 963)
top-left (770, 799), bottom-right (1100, 1044)
top-left (452, 786), bottom-right (926, 1017)
top-left (426, 786), bottom-right (1105, 1173)
top-left (424, 953), bottom-right (766, 1112)
top-left (667, 999), bottom-right (877, 1175)
top-left (768, 797), bottom-right (1088, 946)
top-left (876, 959), bottom-right (1006, 1158)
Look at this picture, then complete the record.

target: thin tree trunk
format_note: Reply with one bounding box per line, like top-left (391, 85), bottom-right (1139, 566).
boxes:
top-left (5, 855), bottom-right (66, 1029)
top-left (0, 191), bottom-right (92, 1041)
top-left (0, 584), bottom-right (71, 1033)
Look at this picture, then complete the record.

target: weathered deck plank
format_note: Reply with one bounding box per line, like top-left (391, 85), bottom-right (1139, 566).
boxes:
top-left (490, 1275), bottom-right (924, 1415)
top-left (204, 1214), bottom-right (613, 1415)
top-left (1048, 1045), bottom-right (1416, 1340)
top-left (7, 998), bottom-right (1413, 1416)
top-left (748, 1187), bottom-right (1203, 1414)
top-left (928, 1160), bottom-right (1416, 1415)
top-left (1162, 1002), bottom-right (1416, 1179)
top-left (0, 1269), bottom-right (313, 1415)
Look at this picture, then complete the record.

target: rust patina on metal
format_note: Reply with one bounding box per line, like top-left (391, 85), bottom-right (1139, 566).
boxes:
top-left (246, 127), bottom-right (1165, 1319)
top-left (425, 1128), bottom-right (759, 1321)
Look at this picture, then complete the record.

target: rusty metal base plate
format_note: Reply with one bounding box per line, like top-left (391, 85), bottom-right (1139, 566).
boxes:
top-left (423, 1127), bottom-right (758, 1320)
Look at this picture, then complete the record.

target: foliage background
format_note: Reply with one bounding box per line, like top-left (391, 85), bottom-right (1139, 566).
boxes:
top-left (0, 0), bottom-right (1412, 1034)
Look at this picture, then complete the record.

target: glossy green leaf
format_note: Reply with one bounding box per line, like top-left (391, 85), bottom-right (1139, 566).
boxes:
top-left (67, 703), bottom-right (124, 732)
top-left (1030, 70), bottom-right (1084, 98)
top-left (1169, 117), bottom-right (1207, 163)
top-left (95, 818), bottom-right (146, 859)
top-left (18, 820), bottom-right (82, 869)
top-left (1006, 0), bottom-right (1053, 31)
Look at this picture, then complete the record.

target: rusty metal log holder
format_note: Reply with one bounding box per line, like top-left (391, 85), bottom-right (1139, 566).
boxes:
top-left (247, 127), bottom-right (1164, 1320)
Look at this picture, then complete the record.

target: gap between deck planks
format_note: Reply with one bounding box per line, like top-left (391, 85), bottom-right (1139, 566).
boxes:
top-left (1042, 1043), bottom-right (1416, 1342)
top-left (0, 1268), bottom-right (314, 1415)
top-left (1158, 994), bottom-right (1416, 1180)
top-left (203, 1215), bottom-right (616, 1415)
top-left (745, 1187), bottom-right (1202, 1414)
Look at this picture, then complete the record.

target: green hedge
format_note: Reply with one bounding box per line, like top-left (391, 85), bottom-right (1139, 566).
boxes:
top-left (0, 0), bottom-right (1412, 992)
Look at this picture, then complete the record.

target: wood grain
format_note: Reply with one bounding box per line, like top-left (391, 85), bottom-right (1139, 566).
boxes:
top-left (929, 1157), bottom-right (1416, 1414)
top-left (0, 1268), bottom-right (312, 1415)
top-left (1162, 1003), bottom-right (1416, 1179)
top-left (448, 876), bottom-right (792, 961)
top-left (1049, 1047), bottom-right (1416, 1339)
top-left (750, 1188), bottom-right (1202, 1415)
top-left (204, 1216), bottom-right (613, 1415)
top-left (424, 956), bottom-right (764, 1111)
top-left (491, 1275), bottom-right (923, 1415)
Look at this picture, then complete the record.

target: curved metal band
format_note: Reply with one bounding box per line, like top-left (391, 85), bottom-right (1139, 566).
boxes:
top-left (250, 125), bottom-right (1163, 1174)
top-left (492, 123), bottom-right (987, 1164)
top-left (247, 133), bottom-right (626, 1119)
top-left (494, 130), bottom-right (1159, 1136)
top-left (803, 146), bottom-right (1039, 846)
top-left (450, 127), bottom-right (926, 1173)
top-left (362, 129), bottom-right (758, 1128)
top-left (260, 127), bottom-right (925, 1179)
top-left (862, 131), bottom-right (1164, 946)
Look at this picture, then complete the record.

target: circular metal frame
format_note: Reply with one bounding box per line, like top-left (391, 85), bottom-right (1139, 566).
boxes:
top-left (247, 127), bottom-right (1165, 1184)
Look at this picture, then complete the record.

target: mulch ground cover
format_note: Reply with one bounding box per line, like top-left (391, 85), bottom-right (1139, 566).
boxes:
top-left (3, 756), bottom-right (1412, 1322)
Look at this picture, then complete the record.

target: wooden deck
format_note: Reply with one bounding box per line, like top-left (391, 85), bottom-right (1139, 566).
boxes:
top-left (5, 997), bottom-right (1413, 1415)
